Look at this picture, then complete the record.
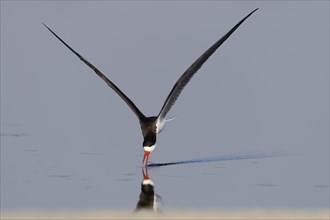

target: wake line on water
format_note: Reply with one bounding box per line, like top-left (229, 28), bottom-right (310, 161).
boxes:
top-left (148, 151), bottom-right (291, 167)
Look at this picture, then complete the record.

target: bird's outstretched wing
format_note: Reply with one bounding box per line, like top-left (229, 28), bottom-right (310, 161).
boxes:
top-left (157, 8), bottom-right (258, 120)
top-left (43, 23), bottom-right (146, 121)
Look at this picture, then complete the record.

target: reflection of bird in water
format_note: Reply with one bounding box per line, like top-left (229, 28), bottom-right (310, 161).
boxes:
top-left (135, 167), bottom-right (163, 212)
top-left (43, 9), bottom-right (258, 166)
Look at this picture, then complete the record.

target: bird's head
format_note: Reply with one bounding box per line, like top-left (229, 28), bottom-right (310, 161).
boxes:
top-left (142, 138), bottom-right (156, 166)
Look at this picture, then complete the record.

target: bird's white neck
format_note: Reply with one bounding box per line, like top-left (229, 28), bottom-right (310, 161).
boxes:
top-left (144, 144), bottom-right (156, 152)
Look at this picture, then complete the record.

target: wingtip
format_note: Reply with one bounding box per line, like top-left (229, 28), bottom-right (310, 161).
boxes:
top-left (244, 8), bottom-right (258, 20)
top-left (42, 22), bottom-right (50, 30)
top-left (251, 8), bottom-right (259, 15)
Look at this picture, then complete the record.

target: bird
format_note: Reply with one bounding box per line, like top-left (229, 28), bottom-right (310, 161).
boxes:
top-left (43, 8), bottom-right (258, 166)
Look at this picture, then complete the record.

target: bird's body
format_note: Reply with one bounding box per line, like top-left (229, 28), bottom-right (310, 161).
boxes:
top-left (43, 8), bottom-right (258, 166)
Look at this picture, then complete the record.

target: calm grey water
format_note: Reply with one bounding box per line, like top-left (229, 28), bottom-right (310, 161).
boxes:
top-left (1, 1), bottom-right (329, 212)
top-left (1, 126), bottom-right (328, 211)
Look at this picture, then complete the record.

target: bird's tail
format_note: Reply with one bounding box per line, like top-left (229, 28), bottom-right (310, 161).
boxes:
top-left (165, 116), bottom-right (176, 122)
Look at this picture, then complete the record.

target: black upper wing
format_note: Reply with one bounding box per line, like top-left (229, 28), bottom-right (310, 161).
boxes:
top-left (157, 8), bottom-right (258, 119)
top-left (43, 24), bottom-right (146, 121)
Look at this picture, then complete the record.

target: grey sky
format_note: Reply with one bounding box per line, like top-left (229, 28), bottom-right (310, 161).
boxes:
top-left (1, 1), bottom-right (329, 210)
